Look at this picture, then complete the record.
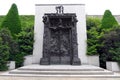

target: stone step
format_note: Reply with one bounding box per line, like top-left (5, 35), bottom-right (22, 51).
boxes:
top-left (1, 65), bottom-right (120, 78)
top-left (18, 65), bottom-right (104, 71)
top-left (18, 68), bottom-right (104, 71)
top-left (2, 72), bottom-right (120, 78)
top-left (9, 69), bottom-right (113, 75)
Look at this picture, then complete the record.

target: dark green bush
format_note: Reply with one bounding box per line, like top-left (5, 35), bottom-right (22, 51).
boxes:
top-left (17, 26), bottom-right (34, 56)
top-left (14, 53), bottom-right (24, 68)
top-left (1, 3), bottom-right (21, 37)
top-left (101, 27), bottom-right (120, 62)
top-left (0, 36), bottom-right (10, 71)
top-left (14, 26), bottom-right (34, 67)
top-left (0, 28), bottom-right (19, 61)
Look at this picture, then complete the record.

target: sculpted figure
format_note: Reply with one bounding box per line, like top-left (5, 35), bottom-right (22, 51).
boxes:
top-left (56, 5), bottom-right (64, 14)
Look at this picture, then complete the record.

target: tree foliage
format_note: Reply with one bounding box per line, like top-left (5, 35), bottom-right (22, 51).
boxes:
top-left (1, 3), bottom-right (21, 37)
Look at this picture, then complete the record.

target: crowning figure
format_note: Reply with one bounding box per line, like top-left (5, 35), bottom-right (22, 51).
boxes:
top-left (56, 5), bottom-right (64, 14)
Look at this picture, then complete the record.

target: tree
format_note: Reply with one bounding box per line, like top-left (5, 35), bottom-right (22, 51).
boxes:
top-left (1, 3), bottom-right (21, 37)
top-left (98, 10), bottom-right (118, 68)
top-left (101, 10), bottom-right (118, 31)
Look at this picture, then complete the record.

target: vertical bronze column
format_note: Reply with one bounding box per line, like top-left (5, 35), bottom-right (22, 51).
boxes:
top-left (71, 15), bottom-right (81, 65)
top-left (40, 15), bottom-right (50, 65)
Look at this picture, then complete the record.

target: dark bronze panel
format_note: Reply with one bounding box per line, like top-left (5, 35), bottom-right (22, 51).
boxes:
top-left (40, 13), bottom-right (81, 65)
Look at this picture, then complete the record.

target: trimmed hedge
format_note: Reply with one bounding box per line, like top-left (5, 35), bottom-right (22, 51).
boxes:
top-left (101, 10), bottom-right (118, 31)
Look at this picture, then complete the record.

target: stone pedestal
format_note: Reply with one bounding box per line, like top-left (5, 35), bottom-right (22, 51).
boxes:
top-left (24, 55), bottom-right (33, 66)
top-left (106, 61), bottom-right (120, 71)
top-left (88, 55), bottom-right (100, 66)
top-left (7, 61), bottom-right (15, 70)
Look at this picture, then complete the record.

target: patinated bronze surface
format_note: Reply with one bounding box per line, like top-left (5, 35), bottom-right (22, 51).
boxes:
top-left (40, 12), bottom-right (81, 65)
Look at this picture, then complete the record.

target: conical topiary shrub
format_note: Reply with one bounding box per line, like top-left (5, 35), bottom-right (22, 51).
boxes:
top-left (101, 10), bottom-right (118, 30)
top-left (1, 3), bottom-right (21, 37)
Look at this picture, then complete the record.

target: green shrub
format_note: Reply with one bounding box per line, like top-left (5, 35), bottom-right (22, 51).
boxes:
top-left (1, 3), bottom-right (21, 37)
top-left (87, 17), bottom-right (101, 55)
top-left (101, 10), bottom-right (118, 31)
top-left (109, 47), bottom-right (120, 62)
top-left (14, 53), bottom-right (24, 68)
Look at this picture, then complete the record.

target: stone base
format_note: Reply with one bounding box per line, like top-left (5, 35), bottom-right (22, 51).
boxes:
top-left (40, 58), bottom-right (50, 65)
top-left (40, 57), bottom-right (81, 65)
top-left (72, 57), bottom-right (81, 65)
